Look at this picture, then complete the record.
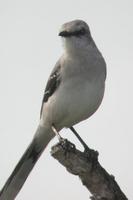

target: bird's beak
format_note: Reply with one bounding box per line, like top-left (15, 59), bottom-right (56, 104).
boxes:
top-left (59, 31), bottom-right (71, 37)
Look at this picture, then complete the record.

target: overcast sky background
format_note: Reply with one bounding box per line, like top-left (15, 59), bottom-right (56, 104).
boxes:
top-left (0, 0), bottom-right (133, 199)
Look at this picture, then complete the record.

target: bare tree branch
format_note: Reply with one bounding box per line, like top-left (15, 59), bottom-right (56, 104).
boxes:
top-left (51, 139), bottom-right (128, 200)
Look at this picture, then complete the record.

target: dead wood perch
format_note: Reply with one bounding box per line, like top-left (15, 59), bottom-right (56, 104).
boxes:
top-left (51, 139), bottom-right (128, 200)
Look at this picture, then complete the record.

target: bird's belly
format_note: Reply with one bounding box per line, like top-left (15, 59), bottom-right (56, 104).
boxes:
top-left (42, 80), bottom-right (105, 129)
top-left (61, 82), bottom-right (104, 127)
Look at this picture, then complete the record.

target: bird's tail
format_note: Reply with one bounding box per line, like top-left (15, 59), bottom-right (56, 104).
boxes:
top-left (0, 125), bottom-right (54, 200)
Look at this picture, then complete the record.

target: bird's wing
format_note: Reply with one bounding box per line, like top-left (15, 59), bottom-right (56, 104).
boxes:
top-left (40, 61), bottom-right (61, 117)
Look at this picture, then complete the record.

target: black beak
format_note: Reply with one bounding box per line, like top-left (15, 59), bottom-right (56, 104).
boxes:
top-left (59, 31), bottom-right (72, 37)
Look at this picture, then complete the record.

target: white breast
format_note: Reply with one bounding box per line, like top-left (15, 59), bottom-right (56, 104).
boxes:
top-left (41, 52), bottom-right (106, 130)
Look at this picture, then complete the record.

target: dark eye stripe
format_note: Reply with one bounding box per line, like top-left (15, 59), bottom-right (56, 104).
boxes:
top-left (59, 28), bottom-right (86, 37)
top-left (75, 28), bottom-right (86, 35)
top-left (71, 28), bottom-right (86, 36)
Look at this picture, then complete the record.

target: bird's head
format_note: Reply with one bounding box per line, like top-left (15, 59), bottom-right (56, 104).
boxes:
top-left (59, 20), bottom-right (93, 55)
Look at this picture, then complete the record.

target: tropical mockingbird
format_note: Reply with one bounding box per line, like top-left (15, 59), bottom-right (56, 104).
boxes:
top-left (0, 19), bottom-right (106, 199)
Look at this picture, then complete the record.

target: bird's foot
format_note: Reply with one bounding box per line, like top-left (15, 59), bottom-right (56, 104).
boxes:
top-left (70, 127), bottom-right (99, 163)
top-left (84, 147), bottom-right (99, 164)
top-left (51, 125), bottom-right (75, 155)
top-left (59, 138), bottom-right (76, 156)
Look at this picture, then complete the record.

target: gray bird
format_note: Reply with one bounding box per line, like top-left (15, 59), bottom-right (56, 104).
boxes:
top-left (0, 19), bottom-right (106, 200)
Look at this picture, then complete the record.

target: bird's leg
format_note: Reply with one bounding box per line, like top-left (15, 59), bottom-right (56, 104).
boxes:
top-left (70, 126), bottom-right (99, 162)
top-left (52, 125), bottom-right (75, 154)
top-left (51, 125), bottom-right (63, 142)
top-left (70, 126), bottom-right (90, 152)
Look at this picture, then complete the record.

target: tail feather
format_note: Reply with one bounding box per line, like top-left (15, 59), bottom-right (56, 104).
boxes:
top-left (0, 125), bottom-right (54, 200)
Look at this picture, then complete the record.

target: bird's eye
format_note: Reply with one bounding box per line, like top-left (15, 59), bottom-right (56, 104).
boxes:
top-left (74, 28), bottom-right (86, 37)
top-left (78, 28), bottom-right (86, 35)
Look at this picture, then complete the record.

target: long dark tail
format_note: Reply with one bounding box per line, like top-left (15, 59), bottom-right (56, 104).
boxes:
top-left (0, 125), bottom-right (54, 200)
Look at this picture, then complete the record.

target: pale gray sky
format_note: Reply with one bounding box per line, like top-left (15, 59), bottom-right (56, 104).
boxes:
top-left (0, 0), bottom-right (133, 199)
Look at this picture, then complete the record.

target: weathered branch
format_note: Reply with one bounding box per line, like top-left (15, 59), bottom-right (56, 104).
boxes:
top-left (51, 139), bottom-right (128, 200)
